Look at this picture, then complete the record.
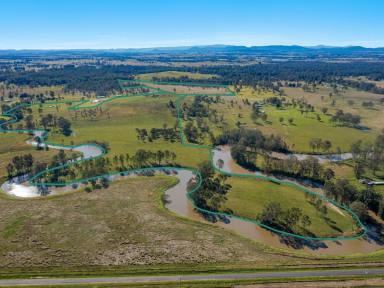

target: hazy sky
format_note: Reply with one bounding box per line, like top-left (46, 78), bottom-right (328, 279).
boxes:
top-left (1, 0), bottom-right (383, 49)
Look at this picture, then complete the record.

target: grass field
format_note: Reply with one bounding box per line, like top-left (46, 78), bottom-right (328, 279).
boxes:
top-left (0, 79), bottom-right (381, 267)
top-left (282, 85), bottom-right (384, 132)
top-left (0, 175), bottom-right (301, 268)
top-left (37, 95), bottom-right (208, 167)
top-left (21, 86), bottom-right (362, 240)
top-left (181, 92), bottom-right (377, 152)
top-left (222, 177), bottom-right (357, 237)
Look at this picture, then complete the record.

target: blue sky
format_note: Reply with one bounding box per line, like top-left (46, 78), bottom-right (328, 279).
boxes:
top-left (1, 0), bottom-right (383, 49)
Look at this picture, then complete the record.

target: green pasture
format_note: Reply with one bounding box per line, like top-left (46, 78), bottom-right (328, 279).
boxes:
top-left (222, 177), bottom-right (357, 238)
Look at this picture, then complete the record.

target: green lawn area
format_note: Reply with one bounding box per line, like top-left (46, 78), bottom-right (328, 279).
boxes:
top-left (257, 106), bottom-right (376, 152)
top-left (222, 177), bottom-right (358, 238)
top-left (40, 95), bottom-right (208, 168)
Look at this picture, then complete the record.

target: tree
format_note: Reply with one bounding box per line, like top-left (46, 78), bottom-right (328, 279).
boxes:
top-left (257, 202), bottom-right (283, 226)
top-left (156, 150), bottom-right (165, 165)
top-left (323, 168), bottom-right (335, 181)
top-left (322, 140), bottom-right (332, 152)
top-left (350, 201), bottom-right (369, 221)
top-left (191, 162), bottom-right (231, 212)
top-left (184, 122), bottom-right (199, 143)
top-left (57, 117), bottom-right (72, 136)
top-left (301, 215), bottom-right (312, 229)
top-left (100, 177), bottom-right (110, 189)
top-left (284, 207), bottom-right (302, 227)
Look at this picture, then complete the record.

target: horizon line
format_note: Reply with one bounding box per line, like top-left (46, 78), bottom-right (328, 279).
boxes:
top-left (1, 44), bottom-right (384, 51)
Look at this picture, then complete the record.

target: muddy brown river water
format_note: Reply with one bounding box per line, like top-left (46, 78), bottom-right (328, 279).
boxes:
top-left (2, 130), bottom-right (383, 256)
top-left (164, 147), bottom-right (383, 256)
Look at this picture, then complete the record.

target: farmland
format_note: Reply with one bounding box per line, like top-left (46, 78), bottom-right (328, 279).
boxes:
top-left (0, 52), bottom-right (384, 281)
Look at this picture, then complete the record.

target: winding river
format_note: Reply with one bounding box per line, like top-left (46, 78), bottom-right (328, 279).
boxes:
top-left (1, 102), bottom-right (383, 256)
top-left (1, 130), bottom-right (104, 198)
top-left (162, 148), bottom-right (383, 256)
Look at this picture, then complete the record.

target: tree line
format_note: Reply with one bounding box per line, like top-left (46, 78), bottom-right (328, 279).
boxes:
top-left (135, 124), bottom-right (180, 143)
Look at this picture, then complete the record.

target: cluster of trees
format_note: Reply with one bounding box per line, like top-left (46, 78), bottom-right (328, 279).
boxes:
top-left (339, 79), bottom-right (384, 95)
top-left (183, 122), bottom-right (200, 143)
top-left (350, 131), bottom-right (384, 177)
top-left (193, 62), bottom-right (384, 86)
top-left (6, 154), bottom-right (34, 178)
top-left (191, 162), bottom-right (231, 212)
top-left (83, 177), bottom-right (110, 193)
top-left (354, 133), bottom-right (384, 174)
top-left (183, 120), bottom-right (214, 144)
top-left (135, 124), bottom-right (179, 143)
top-left (72, 107), bottom-right (107, 120)
top-left (251, 97), bottom-right (318, 125)
top-left (265, 96), bottom-right (283, 108)
top-left (1, 103), bottom-right (26, 121)
top-left (181, 96), bottom-right (218, 144)
top-left (308, 138), bottom-right (332, 152)
top-left (362, 101), bottom-right (376, 109)
top-left (5, 150), bottom-right (78, 181)
top-left (39, 114), bottom-right (72, 136)
top-left (257, 202), bottom-right (312, 234)
top-left (0, 65), bottom-right (170, 95)
top-left (261, 154), bottom-right (335, 183)
top-left (324, 178), bottom-right (384, 221)
top-left (2, 61), bottom-right (384, 95)
top-left (184, 96), bottom-right (210, 118)
top-left (324, 178), bottom-right (358, 206)
top-left (41, 149), bottom-right (178, 184)
top-left (321, 132), bottom-right (384, 222)
top-left (217, 128), bottom-right (288, 153)
top-left (251, 102), bottom-right (268, 123)
top-left (121, 86), bottom-right (151, 94)
top-left (331, 110), bottom-right (361, 126)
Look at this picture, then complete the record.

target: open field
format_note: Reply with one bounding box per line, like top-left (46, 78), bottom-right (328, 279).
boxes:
top-left (281, 85), bottom-right (384, 132)
top-left (181, 92), bottom-right (378, 152)
top-left (13, 82), bottom-right (368, 240)
top-left (1, 76), bottom-right (384, 278)
top-left (222, 177), bottom-right (357, 237)
top-left (41, 95), bottom-right (208, 166)
top-left (0, 175), bottom-right (300, 268)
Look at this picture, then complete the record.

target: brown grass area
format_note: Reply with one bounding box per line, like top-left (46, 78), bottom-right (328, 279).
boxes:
top-left (0, 176), bottom-right (300, 268)
top-left (282, 85), bottom-right (384, 131)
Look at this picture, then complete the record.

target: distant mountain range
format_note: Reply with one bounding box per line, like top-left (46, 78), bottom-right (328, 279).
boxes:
top-left (1, 45), bottom-right (384, 57)
top-left (124, 44), bottom-right (384, 55)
